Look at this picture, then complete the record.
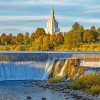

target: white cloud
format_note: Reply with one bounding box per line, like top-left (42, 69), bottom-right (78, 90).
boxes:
top-left (0, 15), bottom-right (69, 21)
top-left (76, 18), bottom-right (100, 24)
top-left (0, 0), bottom-right (80, 7)
top-left (60, 27), bottom-right (71, 32)
top-left (0, 16), bottom-right (48, 21)
top-left (0, 25), bottom-right (34, 33)
top-left (84, 5), bottom-right (100, 13)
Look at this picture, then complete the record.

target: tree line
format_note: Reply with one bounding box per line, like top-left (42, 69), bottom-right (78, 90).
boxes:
top-left (1, 22), bottom-right (100, 51)
top-left (0, 28), bottom-right (64, 51)
top-left (64, 22), bottom-right (100, 50)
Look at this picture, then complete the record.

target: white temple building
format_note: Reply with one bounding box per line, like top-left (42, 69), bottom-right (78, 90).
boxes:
top-left (46, 6), bottom-right (60, 35)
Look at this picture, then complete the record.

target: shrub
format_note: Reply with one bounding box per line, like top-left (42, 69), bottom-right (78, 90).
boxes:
top-left (89, 85), bottom-right (100, 95)
top-left (70, 72), bottom-right (100, 95)
top-left (48, 77), bottom-right (65, 83)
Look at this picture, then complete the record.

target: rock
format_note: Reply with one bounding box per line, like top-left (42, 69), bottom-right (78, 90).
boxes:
top-left (42, 97), bottom-right (46, 100)
top-left (26, 96), bottom-right (32, 99)
top-left (98, 95), bottom-right (100, 99)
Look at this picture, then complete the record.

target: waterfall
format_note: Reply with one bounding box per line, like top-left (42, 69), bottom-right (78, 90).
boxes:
top-left (0, 61), bottom-right (50, 81)
top-left (43, 59), bottom-right (55, 79)
top-left (54, 60), bottom-right (62, 76)
top-left (57, 60), bottom-right (68, 77)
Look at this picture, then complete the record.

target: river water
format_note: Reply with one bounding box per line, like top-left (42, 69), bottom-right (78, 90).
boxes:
top-left (0, 81), bottom-right (77, 100)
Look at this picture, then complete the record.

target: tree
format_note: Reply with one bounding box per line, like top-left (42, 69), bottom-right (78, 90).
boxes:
top-left (6, 34), bottom-right (12, 45)
top-left (64, 30), bottom-right (82, 50)
top-left (24, 32), bottom-right (29, 45)
top-left (72, 22), bottom-right (80, 30)
top-left (97, 28), bottom-right (100, 42)
top-left (0, 33), bottom-right (7, 45)
top-left (43, 36), bottom-right (54, 51)
top-left (32, 36), bottom-right (44, 50)
top-left (16, 33), bottom-right (24, 45)
top-left (72, 22), bottom-right (84, 42)
top-left (51, 32), bottom-right (64, 46)
top-left (30, 32), bottom-right (35, 44)
top-left (34, 28), bottom-right (46, 38)
top-left (64, 23), bottom-right (84, 50)
top-left (83, 29), bottom-right (94, 43)
top-left (11, 36), bottom-right (17, 45)
top-left (90, 26), bottom-right (97, 41)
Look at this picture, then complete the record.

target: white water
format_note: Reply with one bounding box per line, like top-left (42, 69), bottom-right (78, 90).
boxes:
top-left (43, 59), bottom-right (55, 79)
top-left (57, 60), bottom-right (68, 77)
top-left (0, 60), bottom-right (53, 81)
top-left (54, 60), bottom-right (62, 76)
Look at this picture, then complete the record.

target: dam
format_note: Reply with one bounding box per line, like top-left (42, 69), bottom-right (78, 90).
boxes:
top-left (0, 51), bottom-right (100, 81)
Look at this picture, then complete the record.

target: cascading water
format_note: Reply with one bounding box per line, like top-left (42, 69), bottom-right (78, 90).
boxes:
top-left (54, 60), bottom-right (62, 76)
top-left (57, 60), bottom-right (68, 77)
top-left (43, 59), bottom-right (55, 79)
top-left (0, 61), bottom-right (48, 81)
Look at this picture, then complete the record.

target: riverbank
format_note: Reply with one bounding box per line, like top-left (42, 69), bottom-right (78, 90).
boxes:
top-left (33, 80), bottom-right (100, 100)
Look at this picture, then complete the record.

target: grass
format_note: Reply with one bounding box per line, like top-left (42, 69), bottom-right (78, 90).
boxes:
top-left (70, 72), bottom-right (100, 95)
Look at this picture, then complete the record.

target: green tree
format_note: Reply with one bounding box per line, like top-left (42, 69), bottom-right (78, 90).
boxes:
top-left (90, 26), bottom-right (97, 42)
top-left (64, 30), bottom-right (82, 50)
top-left (97, 28), bottom-right (100, 42)
top-left (24, 32), bottom-right (29, 45)
top-left (30, 32), bottom-right (35, 44)
top-left (72, 22), bottom-right (84, 42)
top-left (64, 23), bottom-right (84, 50)
top-left (72, 22), bottom-right (80, 30)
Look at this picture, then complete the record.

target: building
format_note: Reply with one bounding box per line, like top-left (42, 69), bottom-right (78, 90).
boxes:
top-left (46, 6), bottom-right (60, 35)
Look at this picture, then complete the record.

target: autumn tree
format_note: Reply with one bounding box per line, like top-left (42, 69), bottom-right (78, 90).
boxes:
top-left (34, 28), bottom-right (46, 38)
top-left (83, 29), bottom-right (94, 43)
top-left (0, 33), bottom-right (7, 45)
top-left (16, 33), bottom-right (24, 45)
top-left (11, 36), bottom-right (17, 45)
top-left (51, 33), bottom-right (64, 46)
top-left (6, 34), bottom-right (13, 45)
top-left (32, 36), bottom-right (44, 50)
top-left (43, 35), bottom-right (54, 50)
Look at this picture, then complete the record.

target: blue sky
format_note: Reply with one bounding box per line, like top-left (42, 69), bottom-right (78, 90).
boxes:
top-left (0, 0), bottom-right (100, 34)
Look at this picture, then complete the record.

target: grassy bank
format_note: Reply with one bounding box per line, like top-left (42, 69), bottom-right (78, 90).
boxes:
top-left (71, 73), bottom-right (100, 95)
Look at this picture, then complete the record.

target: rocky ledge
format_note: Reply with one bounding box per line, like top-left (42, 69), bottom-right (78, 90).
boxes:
top-left (32, 80), bottom-right (100, 100)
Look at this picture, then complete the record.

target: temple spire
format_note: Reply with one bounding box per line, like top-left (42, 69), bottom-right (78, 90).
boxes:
top-left (46, 2), bottom-right (60, 35)
top-left (51, 4), bottom-right (55, 19)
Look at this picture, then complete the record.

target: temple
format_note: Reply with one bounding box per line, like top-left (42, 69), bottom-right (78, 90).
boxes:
top-left (46, 5), bottom-right (60, 35)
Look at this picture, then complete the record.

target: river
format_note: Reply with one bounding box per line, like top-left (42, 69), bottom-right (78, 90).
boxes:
top-left (0, 81), bottom-right (77, 100)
